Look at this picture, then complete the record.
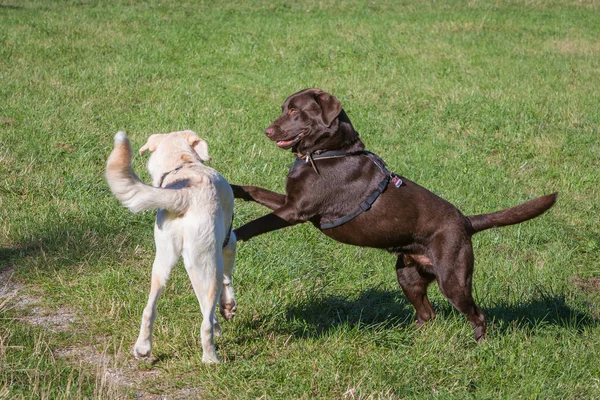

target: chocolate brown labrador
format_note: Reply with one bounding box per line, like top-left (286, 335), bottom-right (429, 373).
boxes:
top-left (232, 88), bottom-right (557, 341)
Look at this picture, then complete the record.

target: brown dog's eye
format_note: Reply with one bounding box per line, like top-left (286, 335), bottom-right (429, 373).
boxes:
top-left (288, 109), bottom-right (298, 116)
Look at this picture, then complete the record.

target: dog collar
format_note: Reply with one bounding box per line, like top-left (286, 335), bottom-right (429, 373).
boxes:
top-left (296, 150), bottom-right (367, 175)
top-left (157, 165), bottom-right (185, 187)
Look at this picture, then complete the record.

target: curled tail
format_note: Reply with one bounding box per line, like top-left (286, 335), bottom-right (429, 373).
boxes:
top-left (467, 193), bottom-right (557, 234)
top-left (105, 132), bottom-right (189, 214)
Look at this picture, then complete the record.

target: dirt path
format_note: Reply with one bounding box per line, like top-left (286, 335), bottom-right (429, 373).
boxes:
top-left (0, 265), bottom-right (203, 399)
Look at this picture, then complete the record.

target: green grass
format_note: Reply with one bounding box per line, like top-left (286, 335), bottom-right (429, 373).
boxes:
top-left (1, 0), bottom-right (599, 398)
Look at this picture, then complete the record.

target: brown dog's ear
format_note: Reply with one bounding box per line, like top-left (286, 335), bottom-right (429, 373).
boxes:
top-left (182, 130), bottom-right (211, 162)
top-left (315, 91), bottom-right (342, 127)
top-left (139, 134), bottom-right (166, 156)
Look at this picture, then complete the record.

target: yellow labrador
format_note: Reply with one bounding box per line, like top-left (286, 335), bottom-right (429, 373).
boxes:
top-left (106, 130), bottom-right (236, 363)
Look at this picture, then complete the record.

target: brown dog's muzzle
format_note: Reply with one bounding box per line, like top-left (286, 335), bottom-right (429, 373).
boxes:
top-left (265, 122), bottom-right (300, 149)
top-left (265, 126), bottom-right (275, 139)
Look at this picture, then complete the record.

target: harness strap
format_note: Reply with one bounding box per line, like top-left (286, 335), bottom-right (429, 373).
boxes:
top-left (295, 150), bottom-right (401, 230)
top-left (320, 171), bottom-right (390, 229)
top-left (223, 213), bottom-right (234, 248)
top-left (158, 165), bottom-right (185, 187)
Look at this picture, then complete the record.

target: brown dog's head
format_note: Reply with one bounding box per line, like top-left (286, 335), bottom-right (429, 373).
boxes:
top-left (265, 88), bottom-right (360, 154)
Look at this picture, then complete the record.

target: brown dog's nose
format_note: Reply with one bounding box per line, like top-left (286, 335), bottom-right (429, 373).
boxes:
top-left (265, 127), bottom-right (274, 138)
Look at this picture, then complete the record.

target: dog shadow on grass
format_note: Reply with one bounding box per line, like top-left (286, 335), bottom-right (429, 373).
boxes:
top-left (279, 287), bottom-right (597, 339)
top-left (0, 214), bottom-right (152, 274)
top-left (279, 288), bottom-right (416, 339)
top-left (484, 290), bottom-right (598, 336)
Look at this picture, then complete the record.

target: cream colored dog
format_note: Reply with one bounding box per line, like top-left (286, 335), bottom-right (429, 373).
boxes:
top-left (105, 130), bottom-right (236, 363)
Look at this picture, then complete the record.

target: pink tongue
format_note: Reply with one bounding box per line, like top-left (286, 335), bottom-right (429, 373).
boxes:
top-left (277, 139), bottom-right (294, 147)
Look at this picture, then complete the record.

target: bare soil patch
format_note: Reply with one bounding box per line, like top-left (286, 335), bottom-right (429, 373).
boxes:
top-left (572, 276), bottom-right (600, 293)
top-left (1, 265), bottom-right (204, 399)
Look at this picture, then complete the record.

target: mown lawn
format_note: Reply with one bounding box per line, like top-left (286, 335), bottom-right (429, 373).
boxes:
top-left (1, 0), bottom-right (599, 398)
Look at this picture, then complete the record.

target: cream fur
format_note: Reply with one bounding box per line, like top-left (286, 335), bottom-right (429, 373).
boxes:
top-left (106, 130), bottom-right (236, 364)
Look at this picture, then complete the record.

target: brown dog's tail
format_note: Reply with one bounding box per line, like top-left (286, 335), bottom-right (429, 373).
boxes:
top-left (466, 193), bottom-right (557, 234)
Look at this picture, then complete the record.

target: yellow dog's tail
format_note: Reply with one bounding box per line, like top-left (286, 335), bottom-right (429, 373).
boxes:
top-left (105, 132), bottom-right (189, 214)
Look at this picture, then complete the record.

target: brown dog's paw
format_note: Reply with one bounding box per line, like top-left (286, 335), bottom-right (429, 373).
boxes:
top-left (230, 184), bottom-right (251, 201)
top-left (474, 327), bottom-right (487, 342)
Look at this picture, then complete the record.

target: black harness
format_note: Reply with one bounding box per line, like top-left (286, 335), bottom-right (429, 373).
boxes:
top-left (295, 150), bottom-right (403, 230)
top-left (222, 216), bottom-right (233, 248)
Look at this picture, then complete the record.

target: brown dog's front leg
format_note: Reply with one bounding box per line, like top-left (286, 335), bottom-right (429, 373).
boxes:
top-left (230, 185), bottom-right (286, 211)
top-left (234, 203), bottom-right (306, 242)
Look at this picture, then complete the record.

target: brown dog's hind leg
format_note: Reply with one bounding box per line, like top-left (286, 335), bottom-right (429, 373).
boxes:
top-left (396, 255), bottom-right (436, 326)
top-left (432, 238), bottom-right (487, 342)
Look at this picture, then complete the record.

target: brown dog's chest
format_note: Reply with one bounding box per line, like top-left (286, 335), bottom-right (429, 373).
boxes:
top-left (287, 154), bottom-right (387, 228)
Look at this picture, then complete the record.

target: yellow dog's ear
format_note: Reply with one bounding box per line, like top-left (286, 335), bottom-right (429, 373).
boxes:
top-left (182, 130), bottom-right (211, 162)
top-left (139, 134), bottom-right (167, 156)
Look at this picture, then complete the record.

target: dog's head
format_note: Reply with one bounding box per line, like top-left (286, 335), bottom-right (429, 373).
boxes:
top-left (139, 130), bottom-right (211, 184)
top-left (265, 88), bottom-right (359, 154)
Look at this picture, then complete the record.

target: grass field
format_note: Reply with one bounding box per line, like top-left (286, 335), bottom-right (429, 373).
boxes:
top-left (1, 0), bottom-right (599, 398)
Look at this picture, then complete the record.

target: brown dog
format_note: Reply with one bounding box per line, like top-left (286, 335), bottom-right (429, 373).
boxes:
top-left (232, 88), bottom-right (557, 341)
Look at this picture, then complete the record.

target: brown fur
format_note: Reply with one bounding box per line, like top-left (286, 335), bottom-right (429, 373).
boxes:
top-left (232, 88), bottom-right (557, 341)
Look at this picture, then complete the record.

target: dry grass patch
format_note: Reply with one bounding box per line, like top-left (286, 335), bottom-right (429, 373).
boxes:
top-left (549, 38), bottom-right (600, 56)
top-left (0, 265), bottom-right (178, 399)
top-left (572, 276), bottom-right (600, 294)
